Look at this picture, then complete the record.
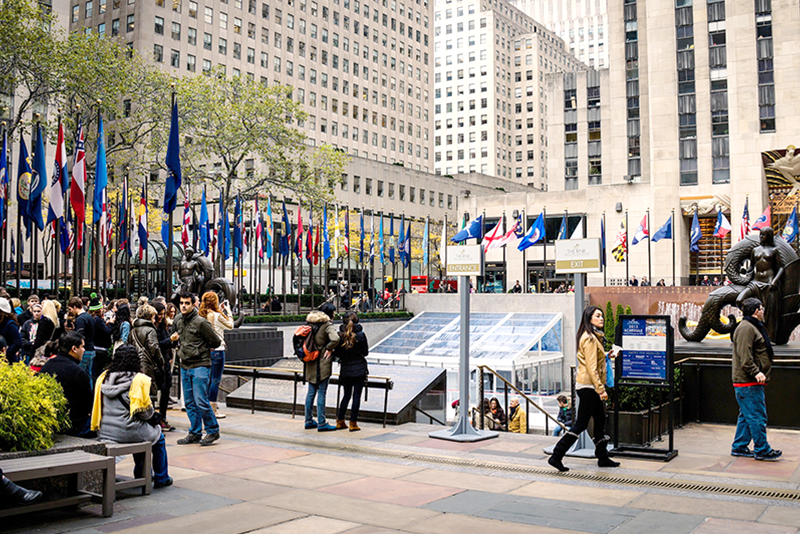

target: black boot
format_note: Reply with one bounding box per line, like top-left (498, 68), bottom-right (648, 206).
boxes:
top-left (548, 432), bottom-right (579, 472)
top-left (594, 435), bottom-right (620, 468)
top-left (1, 476), bottom-right (43, 505)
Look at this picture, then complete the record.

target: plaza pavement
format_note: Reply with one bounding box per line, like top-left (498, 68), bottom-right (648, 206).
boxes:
top-left (6, 405), bottom-right (800, 534)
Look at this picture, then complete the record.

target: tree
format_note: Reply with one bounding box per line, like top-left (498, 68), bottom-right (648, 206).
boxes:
top-left (605, 301), bottom-right (615, 349)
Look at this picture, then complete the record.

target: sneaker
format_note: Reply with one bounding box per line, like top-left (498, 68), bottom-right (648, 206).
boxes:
top-left (154, 477), bottom-right (174, 489)
top-left (317, 423), bottom-right (337, 432)
top-left (304, 421), bottom-right (318, 429)
top-left (731, 447), bottom-right (754, 458)
top-left (160, 420), bottom-right (176, 432)
top-left (755, 449), bottom-right (782, 461)
top-left (177, 433), bottom-right (202, 445)
top-left (200, 432), bottom-right (220, 446)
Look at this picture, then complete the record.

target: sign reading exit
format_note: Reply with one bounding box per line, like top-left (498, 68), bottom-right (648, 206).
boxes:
top-left (554, 238), bottom-right (602, 274)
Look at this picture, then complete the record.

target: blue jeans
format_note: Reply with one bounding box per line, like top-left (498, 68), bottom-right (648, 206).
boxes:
top-left (181, 366), bottom-right (219, 436)
top-left (80, 350), bottom-right (96, 388)
top-left (553, 426), bottom-right (563, 437)
top-left (305, 378), bottom-right (330, 425)
top-left (732, 385), bottom-right (771, 456)
top-left (209, 351), bottom-right (226, 402)
top-left (133, 433), bottom-right (170, 484)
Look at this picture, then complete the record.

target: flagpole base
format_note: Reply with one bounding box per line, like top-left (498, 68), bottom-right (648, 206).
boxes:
top-left (429, 415), bottom-right (498, 443)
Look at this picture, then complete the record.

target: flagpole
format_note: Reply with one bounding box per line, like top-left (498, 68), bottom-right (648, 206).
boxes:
top-left (0, 119), bottom-right (5, 289)
top-left (443, 213), bottom-right (448, 291)
top-left (647, 208), bottom-right (652, 285)
top-left (250, 204), bottom-right (256, 315)
top-left (625, 209), bottom-right (629, 286)
top-left (602, 211), bottom-right (607, 287)
top-left (165, 87), bottom-right (176, 300)
top-left (52, 112), bottom-right (61, 299)
top-left (520, 208), bottom-right (526, 293)
top-left (541, 206), bottom-right (546, 292)
top-left (480, 210), bottom-right (486, 292)
top-left (124, 171), bottom-right (130, 297)
top-left (33, 118), bottom-right (43, 295)
top-left (671, 209), bottom-right (676, 286)
top-left (719, 205), bottom-right (724, 282)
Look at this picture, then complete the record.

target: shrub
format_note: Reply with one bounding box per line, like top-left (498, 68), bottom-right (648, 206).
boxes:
top-left (0, 361), bottom-right (70, 452)
top-left (604, 301), bottom-right (615, 350)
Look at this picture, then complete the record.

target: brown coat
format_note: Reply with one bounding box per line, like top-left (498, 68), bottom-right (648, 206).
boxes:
top-left (303, 311), bottom-right (341, 384)
top-left (576, 332), bottom-right (606, 396)
top-left (732, 318), bottom-right (771, 384)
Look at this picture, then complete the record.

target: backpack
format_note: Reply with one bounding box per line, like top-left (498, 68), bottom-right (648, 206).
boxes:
top-left (293, 322), bottom-right (323, 362)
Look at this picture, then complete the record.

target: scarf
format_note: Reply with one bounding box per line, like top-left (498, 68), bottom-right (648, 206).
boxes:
top-left (742, 315), bottom-right (775, 362)
top-left (90, 371), bottom-right (153, 431)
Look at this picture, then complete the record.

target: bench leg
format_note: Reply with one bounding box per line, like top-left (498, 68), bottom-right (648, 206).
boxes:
top-left (102, 457), bottom-right (115, 517)
top-left (143, 442), bottom-right (152, 495)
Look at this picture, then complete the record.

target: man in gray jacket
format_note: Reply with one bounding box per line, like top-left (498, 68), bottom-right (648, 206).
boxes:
top-left (170, 293), bottom-right (221, 446)
top-left (731, 298), bottom-right (781, 461)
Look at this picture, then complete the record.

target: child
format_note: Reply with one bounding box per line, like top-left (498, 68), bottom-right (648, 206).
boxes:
top-left (554, 395), bottom-right (573, 437)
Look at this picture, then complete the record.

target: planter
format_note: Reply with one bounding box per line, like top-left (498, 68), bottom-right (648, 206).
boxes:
top-left (607, 398), bottom-right (682, 446)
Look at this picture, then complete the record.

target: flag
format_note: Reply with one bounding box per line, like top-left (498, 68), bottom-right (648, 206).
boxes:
top-left (422, 217), bottom-right (429, 266)
top-left (93, 117), bottom-right (107, 241)
top-left (752, 206), bottom-right (771, 231)
top-left (451, 214), bottom-right (483, 242)
top-left (389, 214), bottom-right (395, 264)
top-left (439, 217), bottom-right (446, 267)
top-left (612, 220), bottom-right (627, 262)
top-left (233, 195), bottom-right (243, 262)
top-left (740, 198), bottom-right (750, 240)
top-left (379, 213), bottom-right (385, 265)
top-left (323, 204), bottom-right (331, 261)
top-left (713, 209), bottom-right (731, 239)
top-left (265, 197), bottom-right (273, 259)
top-left (333, 205), bottom-right (340, 259)
top-left (71, 119), bottom-right (86, 248)
top-left (600, 216), bottom-right (606, 266)
top-left (403, 222), bottom-right (411, 268)
top-left (181, 190), bottom-right (191, 247)
top-left (519, 212), bottom-right (545, 251)
top-left (280, 200), bottom-right (290, 258)
top-left (557, 212), bottom-right (568, 240)
top-left (119, 176), bottom-right (130, 257)
top-left (137, 185), bottom-right (148, 260)
top-left (783, 206), bottom-right (798, 243)
top-left (651, 216), bottom-right (673, 242)
top-left (631, 214), bottom-right (649, 245)
top-left (369, 211), bottom-right (375, 262)
top-left (47, 122), bottom-right (67, 225)
top-left (294, 205), bottom-right (303, 258)
top-left (218, 191), bottom-right (230, 260)
top-left (690, 212), bottom-right (702, 252)
top-left (0, 128), bottom-right (7, 232)
top-left (305, 217), bottom-right (313, 265)
top-left (398, 215), bottom-right (405, 264)
top-left (484, 214), bottom-right (520, 251)
top-left (255, 198), bottom-right (264, 260)
top-left (16, 137), bottom-right (32, 238)
top-left (28, 124), bottom-right (48, 231)
top-left (481, 215), bottom-right (504, 251)
top-left (569, 218), bottom-right (583, 239)
top-left (199, 188), bottom-right (209, 255)
top-left (10, 235), bottom-right (15, 271)
top-left (344, 208), bottom-right (350, 254)
top-left (359, 210), bottom-right (365, 263)
top-left (314, 223), bottom-right (320, 265)
top-left (164, 100), bottom-right (182, 215)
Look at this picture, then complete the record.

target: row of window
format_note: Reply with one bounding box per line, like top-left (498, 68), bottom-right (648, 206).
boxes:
top-left (341, 175), bottom-right (452, 210)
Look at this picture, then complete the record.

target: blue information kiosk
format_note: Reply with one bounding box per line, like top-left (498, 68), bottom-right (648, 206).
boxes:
top-left (612, 315), bottom-right (678, 461)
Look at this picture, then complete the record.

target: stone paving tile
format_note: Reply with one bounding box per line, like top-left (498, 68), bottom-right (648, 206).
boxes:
top-left (608, 510), bottom-right (705, 534)
top-left (470, 448), bottom-right (545, 460)
top-left (398, 468), bottom-right (530, 493)
top-left (724, 457), bottom-right (800, 481)
top-left (478, 501), bottom-right (628, 534)
top-left (339, 526), bottom-right (410, 534)
top-left (412, 438), bottom-right (494, 452)
top-left (161, 465), bottom-right (209, 481)
top-left (174, 474), bottom-right (287, 501)
top-left (320, 476), bottom-right (463, 507)
top-left (223, 444), bottom-right (311, 462)
top-left (282, 453), bottom-right (426, 478)
top-left (227, 462), bottom-right (365, 489)
top-left (405, 512), bottom-right (583, 534)
top-left (248, 515), bottom-right (361, 533)
top-left (659, 452), bottom-right (733, 474)
top-left (362, 432), bottom-right (409, 443)
top-left (759, 506), bottom-right (800, 528)
top-left (95, 514), bottom-right (176, 532)
top-left (691, 517), bottom-right (799, 534)
top-left (256, 489), bottom-right (442, 529)
top-left (511, 481), bottom-right (642, 507)
top-left (626, 493), bottom-right (766, 521)
top-left (168, 450), bottom-right (273, 474)
top-left (107, 502), bottom-right (304, 534)
top-left (478, 440), bottom-right (539, 453)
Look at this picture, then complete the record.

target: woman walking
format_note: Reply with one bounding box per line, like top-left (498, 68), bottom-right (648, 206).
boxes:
top-left (198, 292), bottom-right (234, 419)
top-left (130, 304), bottom-right (165, 403)
top-left (548, 306), bottom-right (620, 472)
top-left (152, 302), bottom-right (176, 431)
top-left (334, 311), bottom-right (369, 431)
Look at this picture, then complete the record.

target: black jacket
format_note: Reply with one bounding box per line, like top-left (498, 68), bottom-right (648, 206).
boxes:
top-left (156, 322), bottom-right (174, 364)
top-left (0, 317), bottom-right (22, 363)
top-left (39, 353), bottom-right (93, 436)
top-left (93, 315), bottom-right (112, 349)
top-left (17, 309), bottom-right (33, 327)
top-left (333, 323), bottom-right (369, 378)
top-left (20, 316), bottom-right (55, 358)
top-left (74, 312), bottom-right (95, 351)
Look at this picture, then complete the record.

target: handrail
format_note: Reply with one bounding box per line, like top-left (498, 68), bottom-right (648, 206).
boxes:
top-left (477, 364), bottom-right (566, 431)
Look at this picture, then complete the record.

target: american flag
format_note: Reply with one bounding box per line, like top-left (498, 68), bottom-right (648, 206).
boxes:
top-left (70, 120), bottom-right (86, 248)
top-left (740, 197), bottom-right (750, 240)
top-left (255, 198), bottom-right (264, 260)
top-left (181, 190), bottom-right (190, 247)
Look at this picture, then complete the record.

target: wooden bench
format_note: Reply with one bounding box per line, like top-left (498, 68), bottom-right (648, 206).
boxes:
top-left (0, 451), bottom-right (115, 518)
top-left (105, 442), bottom-right (152, 496)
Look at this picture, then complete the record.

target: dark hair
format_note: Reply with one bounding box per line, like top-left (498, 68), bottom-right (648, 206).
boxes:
top-left (576, 305), bottom-right (603, 345)
top-left (152, 301), bottom-right (165, 314)
top-left (104, 345), bottom-right (141, 382)
top-left (59, 331), bottom-right (85, 354)
top-left (319, 302), bottom-right (335, 320)
top-left (742, 298), bottom-right (763, 317)
top-left (0, 335), bottom-right (7, 352)
top-left (44, 340), bottom-right (59, 359)
top-left (112, 304), bottom-right (131, 342)
top-left (68, 296), bottom-right (84, 309)
top-left (340, 311), bottom-right (359, 349)
top-left (557, 395), bottom-right (568, 404)
top-left (179, 292), bottom-right (196, 304)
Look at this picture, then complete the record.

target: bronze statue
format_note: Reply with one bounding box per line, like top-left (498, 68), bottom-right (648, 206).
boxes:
top-left (680, 227), bottom-right (800, 345)
top-left (171, 246), bottom-right (237, 309)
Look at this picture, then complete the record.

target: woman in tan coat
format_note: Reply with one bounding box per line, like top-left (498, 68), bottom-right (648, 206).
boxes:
top-left (548, 306), bottom-right (620, 472)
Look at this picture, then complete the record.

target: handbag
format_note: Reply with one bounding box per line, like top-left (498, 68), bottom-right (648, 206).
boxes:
top-left (605, 352), bottom-right (615, 389)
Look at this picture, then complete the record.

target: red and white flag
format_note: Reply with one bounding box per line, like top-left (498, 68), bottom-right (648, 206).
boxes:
top-left (631, 214), bottom-right (649, 245)
top-left (752, 206), bottom-right (771, 231)
top-left (255, 198), bottom-right (264, 260)
top-left (483, 214), bottom-right (519, 251)
top-left (740, 197), bottom-right (750, 240)
top-left (71, 120), bottom-right (86, 248)
top-left (181, 190), bottom-right (190, 247)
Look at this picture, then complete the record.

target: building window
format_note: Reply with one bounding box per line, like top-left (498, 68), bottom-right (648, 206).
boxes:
top-left (170, 49), bottom-right (180, 68)
top-left (126, 14), bottom-right (134, 32)
top-left (153, 44), bottom-right (163, 62)
top-left (111, 18), bottom-right (119, 36)
top-left (85, 1), bottom-right (93, 18)
top-left (187, 54), bottom-right (196, 72)
top-left (172, 21), bottom-right (181, 40)
top-left (155, 16), bottom-right (164, 35)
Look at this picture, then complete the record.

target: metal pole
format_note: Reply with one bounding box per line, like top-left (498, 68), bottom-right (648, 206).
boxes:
top-left (542, 206), bottom-right (547, 292)
top-left (647, 208), bottom-right (652, 285)
top-left (671, 209), bottom-right (676, 286)
top-left (603, 211), bottom-right (608, 287)
top-left (165, 89), bottom-right (176, 302)
top-left (625, 209), bottom-right (629, 286)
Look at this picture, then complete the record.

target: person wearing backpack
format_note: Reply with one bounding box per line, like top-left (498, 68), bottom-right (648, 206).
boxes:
top-left (298, 303), bottom-right (340, 431)
top-left (333, 311), bottom-right (369, 431)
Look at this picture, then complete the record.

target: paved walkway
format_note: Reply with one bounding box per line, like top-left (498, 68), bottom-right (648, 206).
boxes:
top-left (7, 406), bottom-right (800, 534)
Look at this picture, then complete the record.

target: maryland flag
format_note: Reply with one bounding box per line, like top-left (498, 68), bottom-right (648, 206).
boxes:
top-left (612, 220), bottom-right (627, 263)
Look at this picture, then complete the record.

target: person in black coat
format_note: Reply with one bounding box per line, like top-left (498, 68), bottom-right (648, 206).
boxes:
top-left (20, 303), bottom-right (55, 363)
top-left (39, 331), bottom-right (95, 438)
top-left (152, 302), bottom-right (176, 431)
top-left (333, 311), bottom-right (369, 431)
top-left (0, 298), bottom-right (23, 363)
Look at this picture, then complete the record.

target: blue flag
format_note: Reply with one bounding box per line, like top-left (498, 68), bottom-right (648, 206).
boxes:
top-left (218, 191), bottom-right (231, 260)
top-left (323, 205), bottom-right (331, 261)
top-left (92, 117), bottom-right (107, 226)
top-left (557, 212), bottom-right (568, 240)
top-left (164, 100), bottom-right (182, 214)
top-left (398, 215), bottom-right (405, 265)
top-left (265, 198), bottom-right (273, 259)
top-left (600, 216), bottom-right (606, 266)
top-left (0, 128), bottom-right (8, 231)
top-left (280, 200), bottom-right (291, 258)
top-left (233, 195), bottom-right (243, 262)
top-left (451, 214), bottom-right (483, 242)
top-left (359, 210), bottom-right (365, 263)
top-left (389, 214), bottom-right (395, 264)
top-left (119, 177), bottom-right (130, 257)
top-left (518, 213), bottom-right (545, 251)
top-left (782, 206), bottom-right (798, 243)
top-left (403, 223), bottom-right (411, 268)
top-left (17, 138), bottom-right (32, 238)
top-left (379, 214), bottom-right (385, 265)
top-left (422, 218), bottom-right (429, 266)
top-left (690, 212), bottom-right (702, 252)
top-left (30, 124), bottom-right (48, 231)
top-left (652, 216), bottom-right (673, 242)
top-left (199, 188), bottom-right (209, 255)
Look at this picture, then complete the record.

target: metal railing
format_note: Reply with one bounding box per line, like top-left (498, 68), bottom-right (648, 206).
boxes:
top-left (223, 364), bottom-right (394, 427)
top-left (476, 364), bottom-right (566, 435)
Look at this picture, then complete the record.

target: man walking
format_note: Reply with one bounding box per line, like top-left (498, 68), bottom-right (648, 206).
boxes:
top-left (69, 297), bottom-right (95, 384)
top-left (171, 293), bottom-right (222, 446)
top-left (731, 298), bottom-right (781, 461)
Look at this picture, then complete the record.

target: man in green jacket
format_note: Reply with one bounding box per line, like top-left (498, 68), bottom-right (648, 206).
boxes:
top-left (731, 298), bottom-right (781, 461)
top-left (171, 293), bottom-right (221, 446)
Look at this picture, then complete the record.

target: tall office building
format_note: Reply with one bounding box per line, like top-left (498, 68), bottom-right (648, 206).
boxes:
top-left (509, 0), bottom-right (608, 69)
top-left (432, 0), bottom-right (583, 188)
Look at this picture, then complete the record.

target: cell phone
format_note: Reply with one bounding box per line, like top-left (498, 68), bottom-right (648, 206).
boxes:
top-left (610, 345), bottom-right (622, 358)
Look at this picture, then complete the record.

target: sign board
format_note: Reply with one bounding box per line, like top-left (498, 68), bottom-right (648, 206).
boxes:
top-left (619, 316), bottom-right (669, 381)
top-left (446, 245), bottom-right (484, 276)
top-left (554, 238), bottom-right (602, 274)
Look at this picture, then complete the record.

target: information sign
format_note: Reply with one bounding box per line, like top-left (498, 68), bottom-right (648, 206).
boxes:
top-left (554, 239), bottom-right (602, 274)
top-left (446, 245), bottom-right (484, 276)
top-left (620, 317), bottom-right (669, 381)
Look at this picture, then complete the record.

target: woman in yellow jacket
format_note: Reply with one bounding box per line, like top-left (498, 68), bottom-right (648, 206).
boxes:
top-left (548, 306), bottom-right (620, 472)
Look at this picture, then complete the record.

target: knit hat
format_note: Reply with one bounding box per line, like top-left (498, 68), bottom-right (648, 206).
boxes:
top-left (88, 292), bottom-right (103, 312)
top-left (0, 297), bottom-right (10, 314)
